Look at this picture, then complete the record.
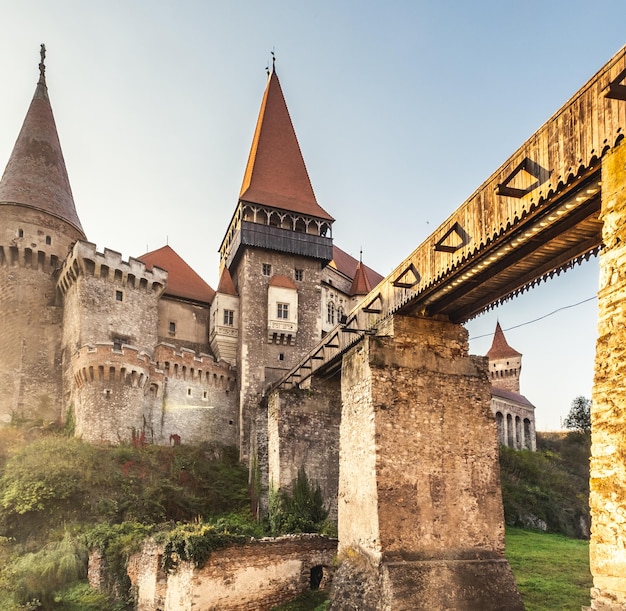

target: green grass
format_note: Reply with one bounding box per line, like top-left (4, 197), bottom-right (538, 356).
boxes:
top-left (505, 527), bottom-right (592, 611)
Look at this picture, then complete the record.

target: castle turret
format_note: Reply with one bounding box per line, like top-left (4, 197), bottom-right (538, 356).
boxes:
top-left (219, 63), bottom-right (335, 459)
top-left (0, 46), bottom-right (86, 424)
top-left (486, 322), bottom-right (522, 393)
top-left (210, 266), bottom-right (240, 365)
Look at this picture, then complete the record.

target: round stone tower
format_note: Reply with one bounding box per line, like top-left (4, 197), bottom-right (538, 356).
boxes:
top-left (0, 46), bottom-right (86, 424)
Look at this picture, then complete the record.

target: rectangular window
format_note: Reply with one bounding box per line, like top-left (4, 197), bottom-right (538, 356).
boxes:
top-left (262, 263), bottom-right (272, 276)
top-left (295, 269), bottom-right (303, 281)
top-left (169, 321), bottom-right (176, 334)
top-left (223, 309), bottom-right (234, 326)
top-left (277, 303), bottom-right (289, 320)
top-left (115, 290), bottom-right (123, 302)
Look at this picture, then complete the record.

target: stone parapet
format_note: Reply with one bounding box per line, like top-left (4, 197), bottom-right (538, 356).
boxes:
top-left (57, 241), bottom-right (167, 297)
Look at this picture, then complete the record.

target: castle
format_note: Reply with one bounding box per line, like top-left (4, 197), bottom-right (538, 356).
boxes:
top-left (0, 49), bottom-right (382, 456)
top-left (0, 48), bottom-right (535, 459)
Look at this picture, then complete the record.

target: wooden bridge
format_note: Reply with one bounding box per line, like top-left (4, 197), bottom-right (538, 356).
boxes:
top-left (277, 46), bottom-right (625, 391)
top-left (269, 46), bottom-right (626, 610)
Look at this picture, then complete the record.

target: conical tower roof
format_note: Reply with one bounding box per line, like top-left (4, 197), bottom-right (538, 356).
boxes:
top-left (216, 266), bottom-right (238, 296)
top-left (349, 258), bottom-right (373, 296)
top-left (239, 68), bottom-right (334, 221)
top-left (0, 46), bottom-right (84, 235)
top-left (486, 322), bottom-right (522, 360)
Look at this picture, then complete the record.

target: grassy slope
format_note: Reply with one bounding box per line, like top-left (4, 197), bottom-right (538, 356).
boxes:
top-left (505, 527), bottom-right (592, 611)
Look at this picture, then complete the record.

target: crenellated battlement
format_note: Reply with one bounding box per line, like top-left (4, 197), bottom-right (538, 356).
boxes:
top-left (71, 342), bottom-right (237, 397)
top-left (57, 241), bottom-right (168, 296)
top-left (72, 343), bottom-right (161, 393)
top-left (154, 343), bottom-right (236, 390)
top-left (0, 242), bottom-right (63, 275)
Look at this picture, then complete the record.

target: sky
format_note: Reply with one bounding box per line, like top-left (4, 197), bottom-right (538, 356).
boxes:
top-left (0, 1), bottom-right (623, 431)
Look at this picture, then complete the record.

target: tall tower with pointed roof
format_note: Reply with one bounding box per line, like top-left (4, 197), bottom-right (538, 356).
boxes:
top-left (219, 66), bottom-right (335, 459)
top-left (0, 47), bottom-right (86, 424)
top-left (486, 322), bottom-right (536, 450)
top-left (486, 321), bottom-right (522, 393)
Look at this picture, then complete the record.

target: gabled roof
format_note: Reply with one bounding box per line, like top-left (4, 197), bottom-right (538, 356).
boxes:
top-left (216, 266), bottom-right (238, 296)
top-left (486, 322), bottom-right (522, 359)
top-left (139, 245), bottom-right (215, 304)
top-left (349, 261), bottom-right (372, 296)
top-left (0, 49), bottom-right (84, 235)
top-left (269, 274), bottom-right (297, 289)
top-left (239, 69), bottom-right (334, 222)
top-left (330, 245), bottom-right (384, 289)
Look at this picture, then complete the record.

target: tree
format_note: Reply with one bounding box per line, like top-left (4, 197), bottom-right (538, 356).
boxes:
top-left (564, 396), bottom-right (591, 434)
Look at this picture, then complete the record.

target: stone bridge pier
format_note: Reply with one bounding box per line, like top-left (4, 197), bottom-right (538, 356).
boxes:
top-left (329, 314), bottom-right (523, 610)
top-left (590, 140), bottom-right (626, 611)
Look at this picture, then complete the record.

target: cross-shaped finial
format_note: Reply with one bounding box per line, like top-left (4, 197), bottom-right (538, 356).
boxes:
top-left (38, 43), bottom-right (46, 83)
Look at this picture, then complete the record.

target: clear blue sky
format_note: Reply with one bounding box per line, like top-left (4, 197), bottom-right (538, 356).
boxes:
top-left (1, 1), bottom-right (624, 430)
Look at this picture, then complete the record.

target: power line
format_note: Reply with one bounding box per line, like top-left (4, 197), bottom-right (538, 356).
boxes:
top-left (469, 295), bottom-right (598, 341)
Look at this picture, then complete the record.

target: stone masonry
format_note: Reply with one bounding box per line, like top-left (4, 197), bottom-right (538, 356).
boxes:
top-left (331, 314), bottom-right (523, 610)
top-left (590, 140), bottom-right (626, 610)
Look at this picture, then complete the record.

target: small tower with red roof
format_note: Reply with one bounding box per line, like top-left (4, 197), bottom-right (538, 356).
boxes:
top-left (210, 266), bottom-right (240, 364)
top-left (486, 321), bottom-right (522, 394)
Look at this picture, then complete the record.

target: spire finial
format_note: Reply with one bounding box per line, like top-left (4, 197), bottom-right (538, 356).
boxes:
top-left (38, 43), bottom-right (46, 84)
top-left (359, 247), bottom-right (363, 264)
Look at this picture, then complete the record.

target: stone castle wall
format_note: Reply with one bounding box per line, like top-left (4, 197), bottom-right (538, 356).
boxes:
top-left (267, 377), bottom-right (342, 522)
top-left (119, 535), bottom-right (337, 611)
top-left (0, 206), bottom-right (83, 424)
top-left (233, 248), bottom-right (323, 461)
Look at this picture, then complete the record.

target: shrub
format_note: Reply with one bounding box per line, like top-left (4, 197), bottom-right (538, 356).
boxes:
top-left (269, 468), bottom-right (330, 535)
top-left (159, 513), bottom-right (261, 572)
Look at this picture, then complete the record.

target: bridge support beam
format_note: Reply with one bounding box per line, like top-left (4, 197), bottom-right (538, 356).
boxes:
top-left (267, 377), bottom-right (342, 523)
top-left (590, 141), bottom-right (626, 610)
top-left (331, 314), bottom-right (522, 610)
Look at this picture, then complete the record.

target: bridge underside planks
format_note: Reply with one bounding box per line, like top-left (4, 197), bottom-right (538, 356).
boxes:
top-left (277, 46), bottom-right (626, 390)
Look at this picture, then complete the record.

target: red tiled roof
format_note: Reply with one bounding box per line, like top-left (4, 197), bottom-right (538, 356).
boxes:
top-left (239, 70), bottom-right (334, 222)
top-left (139, 245), bottom-right (215, 304)
top-left (269, 274), bottom-right (297, 289)
top-left (331, 245), bottom-right (384, 289)
top-left (217, 266), bottom-right (238, 296)
top-left (486, 322), bottom-right (522, 359)
top-left (0, 69), bottom-right (84, 235)
top-left (349, 261), bottom-right (372, 296)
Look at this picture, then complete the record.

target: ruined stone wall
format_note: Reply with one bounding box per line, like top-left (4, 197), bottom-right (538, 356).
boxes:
top-left (267, 377), bottom-right (341, 522)
top-left (333, 314), bottom-right (522, 610)
top-left (232, 248), bottom-right (323, 461)
top-left (0, 206), bottom-right (83, 424)
top-left (590, 141), bottom-right (626, 610)
top-left (122, 535), bottom-right (337, 611)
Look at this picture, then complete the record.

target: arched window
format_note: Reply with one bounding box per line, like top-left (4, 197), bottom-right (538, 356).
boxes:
top-left (327, 301), bottom-right (335, 325)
